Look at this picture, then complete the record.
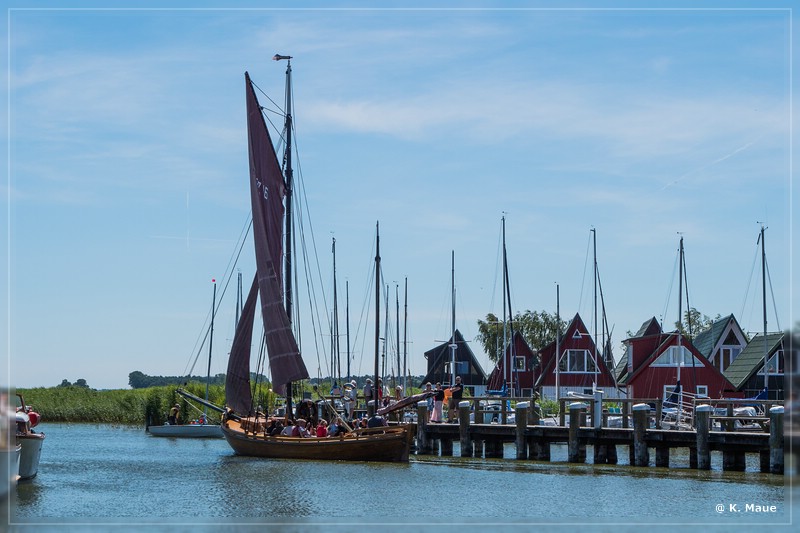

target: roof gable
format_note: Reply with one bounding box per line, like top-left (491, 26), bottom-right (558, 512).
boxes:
top-left (722, 332), bottom-right (785, 390)
top-left (422, 329), bottom-right (487, 385)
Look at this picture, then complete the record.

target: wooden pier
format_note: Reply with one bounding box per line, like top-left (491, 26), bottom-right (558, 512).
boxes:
top-left (412, 400), bottom-right (787, 474)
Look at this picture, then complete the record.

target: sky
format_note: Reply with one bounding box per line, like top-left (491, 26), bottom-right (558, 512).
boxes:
top-left (3, 2), bottom-right (796, 390)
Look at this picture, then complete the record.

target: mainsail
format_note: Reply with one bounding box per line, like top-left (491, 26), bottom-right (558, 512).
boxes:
top-left (233, 71), bottom-right (309, 400)
top-left (225, 275), bottom-right (258, 415)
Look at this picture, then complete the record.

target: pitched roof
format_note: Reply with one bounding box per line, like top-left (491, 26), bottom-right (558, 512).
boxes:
top-left (421, 329), bottom-right (487, 385)
top-left (722, 332), bottom-right (785, 390)
top-left (691, 314), bottom-right (737, 359)
top-left (632, 317), bottom-right (661, 339)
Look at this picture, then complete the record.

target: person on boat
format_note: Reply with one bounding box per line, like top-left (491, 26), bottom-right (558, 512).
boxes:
top-left (430, 383), bottom-right (445, 423)
top-left (344, 380), bottom-right (358, 421)
top-left (291, 419), bottom-right (310, 437)
top-left (327, 418), bottom-right (339, 436)
top-left (168, 403), bottom-right (181, 425)
top-left (377, 378), bottom-right (388, 407)
top-left (367, 414), bottom-right (387, 428)
top-left (281, 420), bottom-right (295, 436)
top-left (269, 419), bottom-right (284, 436)
top-left (315, 419), bottom-right (328, 437)
top-left (448, 376), bottom-right (464, 423)
top-left (363, 379), bottom-right (373, 406)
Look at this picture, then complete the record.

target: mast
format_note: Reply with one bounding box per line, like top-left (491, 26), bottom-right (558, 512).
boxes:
top-left (762, 226), bottom-right (768, 392)
top-left (374, 222), bottom-right (381, 412)
top-left (555, 283), bottom-right (560, 402)
top-left (592, 227), bottom-right (598, 389)
top-left (502, 216), bottom-right (515, 396)
top-left (396, 283), bottom-right (400, 392)
top-left (677, 236), bottom-right (684, 419)
top-left (205, 279), bottom-right (217, 421)
top-left (450, 251), bottom-right (457, 387)
top-left (273, 53), bottom-right (295, 413)
top-left (332, 237), bottom-right (340, 385)
top-left (346, 280), bottom-right (351, 381)
top-left (502, 217), bottom-right (508, 392)
top-left (403, 277), bottom-right (408, 394)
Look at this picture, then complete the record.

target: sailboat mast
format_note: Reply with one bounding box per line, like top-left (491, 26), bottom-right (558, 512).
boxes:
top-left (374, 222), bottom-right (381, 410)
top-left (346, 281), bottom-right (351, 381)
top-left (450, 250), bottom-right (456, 387)
top-left (396, 283), bottom-right (400, 391)
top-left (592, 228), bottom-right (598, 388)
top-left (206, 279), bottom-right (217, 418)
top-left (332, 237), bottom-right (341, 384)
top-left (760, 224), bottom-right (768, 392)
top-left (403, 277), bottom-right (408, 394)
top-left (555, 283), bottom-right (560, 401)
top-left (274, 53), bottom-right (295, 414)
top-left (281, 57), bottom-right (295, 323)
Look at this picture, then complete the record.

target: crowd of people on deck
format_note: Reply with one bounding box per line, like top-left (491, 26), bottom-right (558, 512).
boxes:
top-left (244, 374), bottom-right (466, 438)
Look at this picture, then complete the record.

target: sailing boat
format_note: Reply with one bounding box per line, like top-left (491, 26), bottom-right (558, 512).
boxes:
top-left (219, 59), bottom-right (413, 462)
top-left (149, 279), bottom-right (223, 438)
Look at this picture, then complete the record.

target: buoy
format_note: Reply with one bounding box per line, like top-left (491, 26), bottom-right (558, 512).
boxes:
top-left (28, 411), bottom-right (40, 428)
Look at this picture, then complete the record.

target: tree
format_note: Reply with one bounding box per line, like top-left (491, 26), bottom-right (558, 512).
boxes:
top-left (675, 307), bottom-right (720, 338)
top-left (476, 310), bottom-right (565, 364)
top-left (58, 379), bottom-right (71, 387)
top-left (74, 378), bottom-right (89, 388)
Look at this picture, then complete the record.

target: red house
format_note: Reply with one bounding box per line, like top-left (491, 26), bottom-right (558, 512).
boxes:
top-left (535, 313), bottom-right (620, 400)
top-left (486, 330), bottom-right (538, 397)
top-left (616, 317), bottom-right (737, 400)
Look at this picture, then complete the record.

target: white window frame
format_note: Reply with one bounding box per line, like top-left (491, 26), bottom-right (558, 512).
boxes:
top-left (652, 346), bottom-right (702, 367)
top-left (514, 356), bottom-right (526, 371)
top-left (560, 349), bottom-right (597, 373)
top-left (758, 351), bottom-right (784, 376)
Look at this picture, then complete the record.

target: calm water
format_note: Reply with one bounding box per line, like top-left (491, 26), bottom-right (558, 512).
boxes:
top-left (6, 424), bottom-right (796, 531)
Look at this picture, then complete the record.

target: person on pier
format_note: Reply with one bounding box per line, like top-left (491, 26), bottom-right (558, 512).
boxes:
top-left (448, 376), bottom-right (464, 423)
top-left (431, 383), bottom-right (445, 423)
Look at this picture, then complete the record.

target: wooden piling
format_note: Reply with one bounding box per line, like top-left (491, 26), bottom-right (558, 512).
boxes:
top-left (632, 403), bottom-right (649, 467)
top-left (655, 447), bottom-right (670, 468)
top-left (695, 404), bottom-right (712, 470)
top-left (441, 438), bottom-right (453, 456)
top-left (415, 402), bottom-right (432, 455)
top-left (458, 401), bottom-right (472, 458)
top-left (516, 401), bottom-right (529, 460)
top-left (568, 402), bottom-right (587, 463)
top-left (769, 406), bottom-right (784, 474)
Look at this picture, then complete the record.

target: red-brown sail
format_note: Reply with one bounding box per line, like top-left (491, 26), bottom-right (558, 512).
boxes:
top-left (225, 275), bottom-right (258, 415)
top-left (244, 71), bottom-right (309, 397)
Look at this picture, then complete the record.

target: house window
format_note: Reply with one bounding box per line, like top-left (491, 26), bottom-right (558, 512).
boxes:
top-left (652, 346), bottom-right (702, 366)
top-left (559, 349), bottom-right (597, 373)
top-left (521, 388), bottom-right (533, 397)
top-left (695, 385), bottom-right (708, 398)
top-left (719, 347), bottom-right (741, 371)
top-left (758, 351), bottom-right (784, 375)
top-left (514, 356), bottom-right (525, 371)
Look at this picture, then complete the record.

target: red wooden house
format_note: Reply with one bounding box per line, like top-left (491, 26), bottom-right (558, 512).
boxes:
top-left (534, 313), bottom-right (620, 400)
top-left (616, 317), bottom-right (737, 400)
top-left (486, 330), bottom-right (538, 397)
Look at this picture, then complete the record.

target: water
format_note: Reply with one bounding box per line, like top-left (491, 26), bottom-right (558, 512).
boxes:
top-left (6, 424), bottom-right (795, 530)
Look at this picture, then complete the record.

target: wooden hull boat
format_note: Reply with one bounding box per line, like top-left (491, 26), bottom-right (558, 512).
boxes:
top-left (221, 417), bottom-right (413, 462)
top-left (147, 424), bottom-right (222, 438)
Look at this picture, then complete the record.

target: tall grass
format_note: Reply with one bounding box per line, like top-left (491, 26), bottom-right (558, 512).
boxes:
top-left (18, 383), bottom-right (226, 425)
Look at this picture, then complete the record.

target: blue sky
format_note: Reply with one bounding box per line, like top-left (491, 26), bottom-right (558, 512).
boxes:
top-left (3, 3), bottom-right (796, 390)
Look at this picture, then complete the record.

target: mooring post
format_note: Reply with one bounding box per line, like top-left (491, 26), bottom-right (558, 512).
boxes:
top-left (515, 401), bottom-right (529, 460)
top-left (568, 402), bottom-right (587, 463)
top-left (632, 403), bottom-right (650, 467)
top-left (695, 404), bottom-right (712, 470)
top-left (415, 401), bottom-right (431, 455)
top-left (367, 399), bottom-right (375, 418)
top-left (458, 400), bottom-right (472, 457)
top-left (769, 405), bottom-right (784, 474)
top-left (592, 390), bottom-right (604, 429)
